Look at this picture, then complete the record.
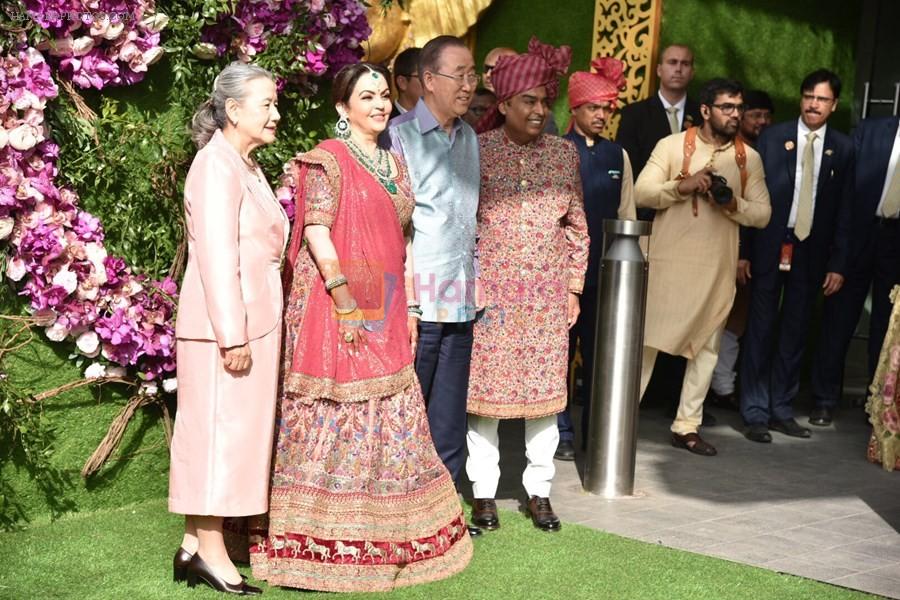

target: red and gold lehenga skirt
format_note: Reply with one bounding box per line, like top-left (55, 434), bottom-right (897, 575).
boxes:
top-left (247, 380), bottom-right (472, 592)
top-left (247, 142), bottom-right (471, 591)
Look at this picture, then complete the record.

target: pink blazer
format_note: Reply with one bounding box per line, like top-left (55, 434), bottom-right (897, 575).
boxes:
top-left (175, 130), bottom-right (289, 347)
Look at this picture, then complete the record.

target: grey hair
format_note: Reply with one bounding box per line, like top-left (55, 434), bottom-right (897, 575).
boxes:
top-left (190, 62), bottom-right (275, 149)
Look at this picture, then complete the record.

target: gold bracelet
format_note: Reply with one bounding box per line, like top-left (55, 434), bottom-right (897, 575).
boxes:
top-left (334, 299), bottom-right (359, 314)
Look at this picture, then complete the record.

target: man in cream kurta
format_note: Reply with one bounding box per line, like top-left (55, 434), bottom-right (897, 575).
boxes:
top-left (635, 78), bottom-right (771, 456)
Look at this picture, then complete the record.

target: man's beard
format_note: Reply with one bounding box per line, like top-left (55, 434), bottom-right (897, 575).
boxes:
top-left (710, 119), bottom-right (737, 140)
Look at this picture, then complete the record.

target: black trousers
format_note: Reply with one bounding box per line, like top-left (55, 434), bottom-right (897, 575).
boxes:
top-left (812, 219), bottom-right (900, 408)
top-left (740, 235), bottom-right (816, 425)
top-left (415, 321), bottom-right (474, 488)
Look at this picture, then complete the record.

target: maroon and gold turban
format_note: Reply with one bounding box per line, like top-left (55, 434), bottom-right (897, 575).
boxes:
top-left (568, 57), bottom-right (626, 110)
top-left (476, 36), bottom-right (572, 133)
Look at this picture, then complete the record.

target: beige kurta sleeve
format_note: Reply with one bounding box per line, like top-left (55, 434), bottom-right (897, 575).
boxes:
top-left (563, 146), bottom-right (590, 294)
top-left (634, 136), bottom-right (693, 210)
top-left (617, 149), bottom-right (638, 220)
top-left (724, 150), bottom-right (771, 229)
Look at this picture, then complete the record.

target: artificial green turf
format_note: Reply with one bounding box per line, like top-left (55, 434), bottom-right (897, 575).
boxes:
top-left (0, 499), bottom-right (874, 600)
top-left (1, 325), bottom-right (170, 528)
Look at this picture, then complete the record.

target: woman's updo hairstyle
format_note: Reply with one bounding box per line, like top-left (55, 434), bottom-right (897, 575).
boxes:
top-left (190, 62), bottom-right (275, 149)
top-left (331, 62), bottom-right (392, 107)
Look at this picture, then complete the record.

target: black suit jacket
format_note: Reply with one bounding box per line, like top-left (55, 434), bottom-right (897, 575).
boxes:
top-left (849, 116), bottom-right (900, 260)
top-left (743, 119), bottom-right (855, 281)
top-left (615, 93), bottom-right (702, 176)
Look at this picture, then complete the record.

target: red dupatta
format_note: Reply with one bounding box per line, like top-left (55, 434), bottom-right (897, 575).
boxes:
top-left (281, 139), bottom-right (415, 403)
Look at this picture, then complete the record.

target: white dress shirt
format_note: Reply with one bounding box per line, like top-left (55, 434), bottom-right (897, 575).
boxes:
top-left (788, 118), bottom-right (827, 228)
top-left (876, 124), bottom-right (900, 218)
top-left (658, 91), bottom-right (687, 130)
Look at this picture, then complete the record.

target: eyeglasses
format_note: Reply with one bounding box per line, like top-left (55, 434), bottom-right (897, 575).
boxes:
top-left (431, 71), bottom-right (480, 86)
top-left (483, 64), bottom-right (495, 73)
top-left (468, 106), bottom-right (489, 116)
top-left (398, 72), bottom-right (419, 80)
top-left (710, 103), bottom-right (746, 115)
top-left (801, 93), bottom-right (835, 104)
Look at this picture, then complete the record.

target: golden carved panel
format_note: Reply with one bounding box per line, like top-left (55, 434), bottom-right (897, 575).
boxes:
top-left (590, 0), bottom-right (663, 138)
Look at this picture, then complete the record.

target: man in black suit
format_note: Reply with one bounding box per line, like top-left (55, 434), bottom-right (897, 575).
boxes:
top-left (616, 44), bottom-right (706, 424)
top-left (809, 115), bottom-right (900, 425)
top-left (739, 69), bottom-right (854, 443)
top-left (616, 44), bottom-right (702, 178)
top-left (390, 47), bottom-right (422, 119)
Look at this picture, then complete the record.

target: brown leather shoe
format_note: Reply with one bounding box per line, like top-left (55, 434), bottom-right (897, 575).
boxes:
top-left (471, 498), bottom-right (499, 530)
top-left (527, 496), bottom-right (561, 532)
top-left (671, 432), bottom-right (717, 456)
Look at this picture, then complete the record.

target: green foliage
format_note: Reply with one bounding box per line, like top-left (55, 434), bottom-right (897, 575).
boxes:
top-left (1, 0), bottom-right (333, 530)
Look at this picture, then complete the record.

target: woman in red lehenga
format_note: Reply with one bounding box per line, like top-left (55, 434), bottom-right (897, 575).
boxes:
top-left (249, 63), bottom-right (471, 592)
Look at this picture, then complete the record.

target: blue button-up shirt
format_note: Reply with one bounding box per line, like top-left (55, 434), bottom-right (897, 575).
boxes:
top-left (387, 99), bottom-right (480, 323)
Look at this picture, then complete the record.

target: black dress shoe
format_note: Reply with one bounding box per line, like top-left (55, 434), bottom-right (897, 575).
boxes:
top-left (809, 407), bottom-right (833, 426)
top-left (186, 554), bottom-right (261, 595)
top-left (173, 547), bottom-right (193, 583)
top-left (707, 389), bottom-right (740, 411)
top-left (471, 498), bottom-right (500, 530)
top-left (554, 440), bottom-right (576, 461)
top-left (769, 418), bottom-right (811, 438)
top-left (466, 523), bottom-right (483, 537)
top-left (744, 423), bottom-right (772, 443)
top-left (527, 496), bottom-right (561, 532)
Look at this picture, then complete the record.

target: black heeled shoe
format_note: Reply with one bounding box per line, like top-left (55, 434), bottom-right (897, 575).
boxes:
top-left (173, 547), bottom-right (193, 583)
top-left (186, 553), bottom-right (261, 595)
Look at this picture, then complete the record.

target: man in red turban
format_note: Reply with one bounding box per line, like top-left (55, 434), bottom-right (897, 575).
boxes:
top-left (467, 37), bottom-right (590, 533)
top-left (555, 57), bottom-right (637, 461)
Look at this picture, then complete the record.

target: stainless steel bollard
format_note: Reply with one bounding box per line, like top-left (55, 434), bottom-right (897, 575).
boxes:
top-left (583, 218), bottom-right (652, 498)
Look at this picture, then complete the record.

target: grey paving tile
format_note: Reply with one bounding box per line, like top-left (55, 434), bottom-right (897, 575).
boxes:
top-left (815, 513), bottom-right (900, 539)
top-left (703, 539), bottom-right (789, 566)
top-left (861, 563), bottom-right (900, 583)
top-left (774, 524), bottom-right (867, 549)
top-left (793, 548), bottom-right (897, 573)
top-left (837, 534), bottom-right (900, 562)
top-left (765, 556), bottom-right (859, 582)
top-left (634, 529), bottom-right (734, 552)
top-left (829, 573), bottom-right (900, 599)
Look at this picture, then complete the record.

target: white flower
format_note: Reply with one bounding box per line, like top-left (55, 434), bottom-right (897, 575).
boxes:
top-left (45, 322), bottom-right (70, 342)
top-left (0, 216), bottom-right (14, 240)
top-left (0, 127), bottom-right (7, 150)
top-left (191, 43), bottom-right (218, 60)
top-left (103, 22), bottom-right (125, 41)
top-left (84, 362), bottom-right (107, 379)
top-left (8, 124), bottom-right (41, 151)
top-left (139, 382), bottom-right (159, 396)
top-left (143, 47), bottom-right (165, 66)
top-left (72, 36), bottom-right (95, 57)
top-left (76, 331), bottom-right (100, 357)
top-left (140, 13), bottom-right (169, 33)
top-left (106, 366), bottom-right (127, 378)
top-left (162, 378), bottom-right (178, 393)
top-left (52, 266), bottom-right (78, 295)
top-left (5, 258), bottom-right (25, 281)
top-left (84, 243), bottom-right (108, 285)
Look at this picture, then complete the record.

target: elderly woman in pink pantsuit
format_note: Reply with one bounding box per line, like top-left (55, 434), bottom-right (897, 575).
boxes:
top-left (168, 62), bottom-right (288, 595)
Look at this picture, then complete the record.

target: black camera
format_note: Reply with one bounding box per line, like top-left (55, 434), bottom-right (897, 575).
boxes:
top-left (708, 174), bottom-right (733, 205)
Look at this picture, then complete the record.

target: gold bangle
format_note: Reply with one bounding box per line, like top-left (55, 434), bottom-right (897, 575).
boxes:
top-left (334, 299), bottom-right (359, 314)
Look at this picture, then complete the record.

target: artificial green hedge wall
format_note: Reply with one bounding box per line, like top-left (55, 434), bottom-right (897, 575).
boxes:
top-left (475, 0), bottom-right (859, 132)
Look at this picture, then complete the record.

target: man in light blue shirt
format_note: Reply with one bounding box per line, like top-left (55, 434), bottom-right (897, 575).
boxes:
top-left (387, 35), bottom-right (481, 534)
